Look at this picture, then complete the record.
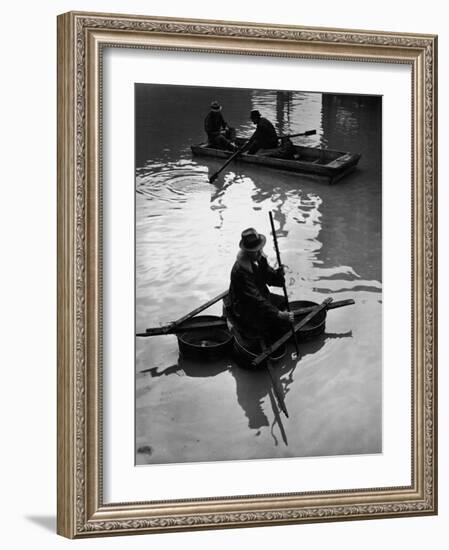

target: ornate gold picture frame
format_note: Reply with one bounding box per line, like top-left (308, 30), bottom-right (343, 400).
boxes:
top-left (57, 11), bottom-right (437, 538)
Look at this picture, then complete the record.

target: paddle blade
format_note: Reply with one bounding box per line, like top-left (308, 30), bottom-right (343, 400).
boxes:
top-left (304, 129), bottom-right (317, 136)
top-left (209, 172), bottom-right (218, 183)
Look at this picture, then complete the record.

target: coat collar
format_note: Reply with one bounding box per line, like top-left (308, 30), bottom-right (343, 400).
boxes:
top-left (236, 251), bottom-right (266, 273)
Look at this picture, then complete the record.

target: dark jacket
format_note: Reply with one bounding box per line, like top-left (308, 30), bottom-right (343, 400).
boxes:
top-left (227, 252), bottom-right (284, 330)
top-left (204, 111), bottom-right (227, 138)
top-left (251, 117), bottom-right (278, 149)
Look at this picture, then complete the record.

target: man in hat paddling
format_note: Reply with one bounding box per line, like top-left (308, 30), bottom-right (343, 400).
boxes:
top-left (225, 228), bottom-right (294, 342)
top-left (204, 101), bottom-right (237, 151)
top-left (246, 110), bottom-right (279, 155)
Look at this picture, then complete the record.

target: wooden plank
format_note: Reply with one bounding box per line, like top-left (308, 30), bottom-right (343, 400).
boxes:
top-left (146, 290), bottom-right (228, 335)
top-left (293, 298), bottom-right (354, 316)
top-left (140, 318), bottom-right (227, 337)
top-left (252, 298), bottom-right (333, 367)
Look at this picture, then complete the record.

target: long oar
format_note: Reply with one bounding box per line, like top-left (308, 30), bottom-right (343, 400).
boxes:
top-left (279, 129), bottom-right (316, 140)
top-left (252, 298), bottom-right (333, 368)
top-left (269, 211), bottom-right (299, 357)
top-left (145, 290), bottom-right (228, 336)
top-left (209, 140), bottom-right (249, 183)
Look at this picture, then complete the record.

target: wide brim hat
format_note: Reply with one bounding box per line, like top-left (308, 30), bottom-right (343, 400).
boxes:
top-left (239, 228), bottom-right (266, 252)
top-left (210, 101), bottom-right (222, 111)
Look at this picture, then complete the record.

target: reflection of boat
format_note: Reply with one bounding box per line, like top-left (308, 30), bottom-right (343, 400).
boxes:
top-left (191, 138), bottom-right (361, 184)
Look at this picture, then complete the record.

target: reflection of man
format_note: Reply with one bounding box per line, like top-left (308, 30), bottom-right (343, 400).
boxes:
top-left (226, 228), bottom-right (293, 342)
top-left (204, 101), bottom-right (236, 151)
top-left (247, 110), bottom-right (278, 154)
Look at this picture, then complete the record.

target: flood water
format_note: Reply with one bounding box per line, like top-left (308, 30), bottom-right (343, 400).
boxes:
top-left (135, 84), bottom-right (382, 465)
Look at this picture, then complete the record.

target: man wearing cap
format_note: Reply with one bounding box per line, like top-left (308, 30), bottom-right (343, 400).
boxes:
top-left (226, 228), bottom-right (294, 342)
top-left (204, 101), bottom-right (236, 151)
top-left (246, 110), bottom-right (279, 155)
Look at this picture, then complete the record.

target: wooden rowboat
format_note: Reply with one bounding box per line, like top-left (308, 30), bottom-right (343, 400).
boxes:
top-left (191, 138), bottom-right (361, 184)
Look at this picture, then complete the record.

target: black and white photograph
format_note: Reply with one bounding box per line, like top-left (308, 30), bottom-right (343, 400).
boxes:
top-left (135, 83), bottom-right (382, 465)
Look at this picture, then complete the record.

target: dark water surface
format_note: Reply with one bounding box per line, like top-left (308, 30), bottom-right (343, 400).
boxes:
top-left (135, 84), bottom-right (382, 465)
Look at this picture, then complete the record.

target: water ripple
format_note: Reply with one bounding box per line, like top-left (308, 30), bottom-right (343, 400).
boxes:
top-left (136, 160), bottom-right (208, 203)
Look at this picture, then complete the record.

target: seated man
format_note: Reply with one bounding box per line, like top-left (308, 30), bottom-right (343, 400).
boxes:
top-left (246, 110), bottom-right (279, 155)
top-left (204, 100), bottom-right (236, 151)
top-left (225, 227), bottom-right (294, 343)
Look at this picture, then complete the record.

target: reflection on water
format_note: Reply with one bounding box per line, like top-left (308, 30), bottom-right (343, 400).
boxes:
top-left (137, 328), bottom-right (351, 452)
top-left (135, 84), bottom-right (382, 465)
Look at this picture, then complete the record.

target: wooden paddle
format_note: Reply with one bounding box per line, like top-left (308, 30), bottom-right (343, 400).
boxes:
top-left (279, 129), bottom-right (317, 140)
top-left (252, 298), bottom-right (333, 368)
top-left (209, 140), bottom-right (249, 183)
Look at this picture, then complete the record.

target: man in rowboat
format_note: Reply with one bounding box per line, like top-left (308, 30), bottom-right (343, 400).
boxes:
top-left (246, 110), bottom-right (279, 155)
top-left (225, 228), bottom-right (294, 343)
top-left (204, 100), bottom-right (237, 151)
